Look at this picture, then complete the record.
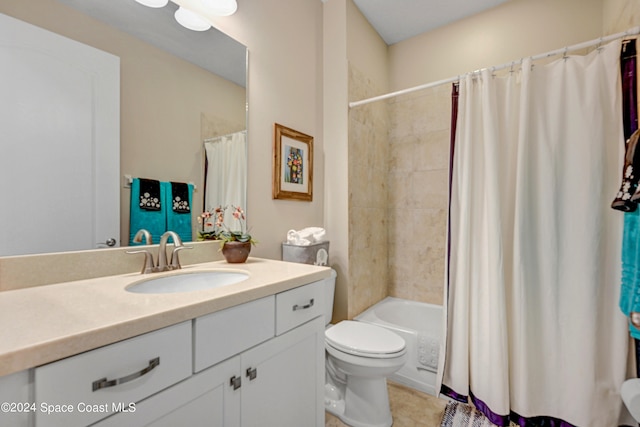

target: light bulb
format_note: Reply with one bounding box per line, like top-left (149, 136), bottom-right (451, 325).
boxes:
top-left (134, 0), bottom-right (169, 8)
top-left (201, 0), bottom-right (238, 16)
top-left (174, 6), bottom-right (211, 31)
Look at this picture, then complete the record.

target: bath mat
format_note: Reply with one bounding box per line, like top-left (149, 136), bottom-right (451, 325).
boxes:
top-left (440, 401), bottom-right (499, 427)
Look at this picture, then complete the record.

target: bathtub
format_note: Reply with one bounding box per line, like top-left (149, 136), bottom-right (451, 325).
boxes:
top-left (355, 296), bottom-right (443, 396)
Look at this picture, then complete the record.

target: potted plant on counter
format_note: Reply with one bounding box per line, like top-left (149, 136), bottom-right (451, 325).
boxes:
top-left (197, 205), bottom-right (257, 263)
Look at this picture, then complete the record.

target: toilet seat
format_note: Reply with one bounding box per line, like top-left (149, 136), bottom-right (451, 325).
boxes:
top-left (325, 321), bottom-right (406, 359)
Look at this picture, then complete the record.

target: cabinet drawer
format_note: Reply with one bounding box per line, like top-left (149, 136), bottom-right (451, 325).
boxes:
top-left (276, 280), bottom-right (325, 335)
top-left (194, 295), bottom-right (275, 372)
top-left (35, 321), bottom-right (191, 427)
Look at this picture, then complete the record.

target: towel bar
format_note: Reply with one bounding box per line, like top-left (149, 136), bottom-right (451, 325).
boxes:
top-left (124, 175), bottom-right (196, 191)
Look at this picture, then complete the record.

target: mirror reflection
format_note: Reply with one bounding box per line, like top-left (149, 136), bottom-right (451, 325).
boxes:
top-left (0, 0), bottom-right (247, 256)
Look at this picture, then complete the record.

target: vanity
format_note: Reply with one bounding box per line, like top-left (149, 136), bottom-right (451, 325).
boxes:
top-left (0, 258), bottom-right (331, 427)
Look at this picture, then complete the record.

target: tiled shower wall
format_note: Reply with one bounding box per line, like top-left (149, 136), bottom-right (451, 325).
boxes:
top-left (387, 85), bottom-right (451, 305)
top-left (347, 63), bottom-right (451, 314)
top-left (347, 64), bottom-right (390, 318)
top-left (335, 63), bottom-right (451, 427)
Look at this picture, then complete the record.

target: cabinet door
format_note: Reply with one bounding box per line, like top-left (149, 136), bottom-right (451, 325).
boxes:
top-left (240, 316), bottom-right (325, 427)
top-left (0, 370), bottom-right (32, 427)
top-left (95, 356), bottom-right (241, 427)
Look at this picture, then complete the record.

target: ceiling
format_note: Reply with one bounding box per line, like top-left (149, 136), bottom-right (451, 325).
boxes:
top-left (55, 0), bottom-right (512, 82)
top-left (352, 0), bottom-right (512, 45)
top-left (55, 0), bottom-right (247, 87)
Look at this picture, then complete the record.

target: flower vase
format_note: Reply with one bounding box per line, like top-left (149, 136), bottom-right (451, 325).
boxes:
top-left (222, 241), bottom-right (251, 263)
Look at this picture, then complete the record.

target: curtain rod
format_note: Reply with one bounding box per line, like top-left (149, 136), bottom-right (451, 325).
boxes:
top-left (203, 129), bottom-right (246, 143)
top-left (349, 26), bottom-right (640, 109)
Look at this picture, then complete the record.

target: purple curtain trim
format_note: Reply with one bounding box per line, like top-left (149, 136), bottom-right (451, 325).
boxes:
top-left (509, 410), bottom-right (576, 427)
top-left (441, 385), bottom-right (578, 427)
top-left (446, 82), bottom-right (459, 295)
top-left (636, 338), bottom-right (640, 378)
top-left (448, 83), bottom-right (459, 197)
top-left (440, 384), bottom-right (468, 403)
top-left (621, 40), bottom-right (637, 137)
top-left (469, 391), bottom-right (510, 426)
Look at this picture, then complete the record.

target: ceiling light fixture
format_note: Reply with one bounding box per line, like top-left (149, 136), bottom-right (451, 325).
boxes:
top-left (201, 0), bottom-right (238, 16)
top-left (134, 0), bottom-right (169, 8)
top-left (174, 6), bottom-right (212, 31)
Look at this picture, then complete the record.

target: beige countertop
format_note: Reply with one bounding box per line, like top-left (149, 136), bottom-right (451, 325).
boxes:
top-left (0, 258), bottom-right (332, 377)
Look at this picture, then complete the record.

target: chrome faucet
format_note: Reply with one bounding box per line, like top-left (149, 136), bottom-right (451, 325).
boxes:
top-left (127, 229), bottom-right (191, 274)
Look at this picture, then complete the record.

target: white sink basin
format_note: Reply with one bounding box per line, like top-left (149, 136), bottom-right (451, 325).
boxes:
top-left (126, 270), bottom-right (249, 294)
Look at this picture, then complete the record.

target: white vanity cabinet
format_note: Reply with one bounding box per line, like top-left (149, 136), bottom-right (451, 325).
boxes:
top-left (34, 321), bottom-right (192, 427)
top-left (240, 316), bottom-right (325, 427)
top-left (190, 280), bottom-right (326, 427)
top-left (0, 278), bottom-right (327, 427)
top-left (94, 354), bottom-right (241, 427)
top-left (0, 370), bottom-right (32, 427)
top-left (99, 315), bottom-right (325, 427)
top-left (95, 279), bottom-right (326, 427)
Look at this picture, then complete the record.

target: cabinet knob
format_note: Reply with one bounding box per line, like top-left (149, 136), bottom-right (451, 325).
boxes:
top-left (230, 375), bottom-right (242, 390)
top-left (246, 367), bottom-right (257, 381)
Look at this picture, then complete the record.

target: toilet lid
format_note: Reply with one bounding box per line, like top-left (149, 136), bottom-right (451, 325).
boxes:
top-left (325, 321), bottom-right (406, 358)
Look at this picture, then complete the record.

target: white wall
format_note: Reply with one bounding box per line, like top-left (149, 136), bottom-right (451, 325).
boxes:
top-left (346, 0), bottom-right (389, 96)
top-left (322, 0), bottom-right (349, 321)
top-left (179, 0), bottom-right (325, 260)
top-left (604, 0), bottom-right (640, 33)
top-left (388, 0), bottom-right (603, 92)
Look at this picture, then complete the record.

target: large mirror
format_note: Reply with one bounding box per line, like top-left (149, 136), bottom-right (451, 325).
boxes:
top-left (0, 0), bottom-right (247, 256)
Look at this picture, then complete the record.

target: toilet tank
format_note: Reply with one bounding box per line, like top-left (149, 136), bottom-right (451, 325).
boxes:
top-left (323, 269), bottom-right (337, 325)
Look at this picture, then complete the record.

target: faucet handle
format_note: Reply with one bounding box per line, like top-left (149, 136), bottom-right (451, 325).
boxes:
top-left (170, 245), bottom-right (192, 270)
top-left (126, 249), bottom-right (156, 274)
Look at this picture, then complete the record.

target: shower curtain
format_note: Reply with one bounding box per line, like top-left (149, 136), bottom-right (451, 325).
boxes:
top-left (204, 131), bottom-right (247, 229)
top-left (441, 40), bottom-right (629, 426)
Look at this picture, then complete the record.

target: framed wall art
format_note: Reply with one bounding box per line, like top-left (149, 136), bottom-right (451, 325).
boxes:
top-left (272, 123), bottom-right (313, 201)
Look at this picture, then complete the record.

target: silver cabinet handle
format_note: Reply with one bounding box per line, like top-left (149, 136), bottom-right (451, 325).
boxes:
top-left (230, 375), bottom-right (242, 390)
top-left (292, 298), bottom-right (314, 311)
top-left (92, 357), bottom-right (160, 391)
top-left (246, 367), bottom-right (257, 381)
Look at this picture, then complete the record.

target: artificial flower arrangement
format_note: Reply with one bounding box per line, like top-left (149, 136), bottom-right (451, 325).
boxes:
top-left (197, 205), bottom-right (257, 247)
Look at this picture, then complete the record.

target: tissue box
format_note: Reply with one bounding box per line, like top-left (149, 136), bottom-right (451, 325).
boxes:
top-left (282, 241), bottom-right (330, 266)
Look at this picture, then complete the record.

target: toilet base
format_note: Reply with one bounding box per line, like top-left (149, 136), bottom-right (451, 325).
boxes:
top-left (325, 376), bottom-right (393, 427)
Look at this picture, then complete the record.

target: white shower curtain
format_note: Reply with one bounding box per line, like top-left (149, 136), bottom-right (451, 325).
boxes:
top-left (441, 40), bottom-right (629, 426)
top-left (204, 131), bottom-right (247, 230)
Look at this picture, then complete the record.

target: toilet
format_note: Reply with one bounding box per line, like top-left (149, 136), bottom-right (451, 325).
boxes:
top-left (622, 378), bottom-right (640, 422)
top-left (322, 270), bottom-right (408, 427)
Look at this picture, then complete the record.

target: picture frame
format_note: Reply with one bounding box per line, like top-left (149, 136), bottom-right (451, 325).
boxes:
top-left (272, 123), bottom-right (314, 201)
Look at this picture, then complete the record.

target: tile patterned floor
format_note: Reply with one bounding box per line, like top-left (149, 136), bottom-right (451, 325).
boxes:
top-left (325, 380), bottom-right (448, 427)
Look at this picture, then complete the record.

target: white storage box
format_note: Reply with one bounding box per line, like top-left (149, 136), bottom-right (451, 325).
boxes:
top-left (282, 241), bottom-right (329, 266)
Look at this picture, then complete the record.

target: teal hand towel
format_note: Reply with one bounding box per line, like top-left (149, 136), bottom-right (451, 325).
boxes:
top-left (164, 181), bottom-right (193, 243)
top-left (621, 209), bottom-right (640, 338)
top-left (129, 178), bottom-right (167, 245)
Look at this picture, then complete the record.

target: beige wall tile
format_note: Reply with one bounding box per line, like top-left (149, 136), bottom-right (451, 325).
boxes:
top-left (387, 85), bottom-right (450, 306)
top-left (348, 64), bottom-right (390, 317)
